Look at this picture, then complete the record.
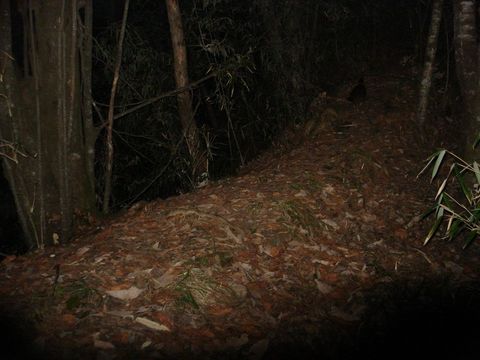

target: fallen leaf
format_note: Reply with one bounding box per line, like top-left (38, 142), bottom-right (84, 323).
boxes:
top-left (152, 312), bottom-right (175, 330)
top-left (153, 268), bottom-right (178, 288)
top-left (208, 305), bottom-right (234, 316)
top-left (76, 246), bottom-right (90, 256)
top-left (263, 245), bottom-right (281, 257)
top-left (141, 340), bottom-right (152, 349)
top-left (112, 331), bottom-right (130, 344)
top-left (361, 213), bottom-right (377, 222)
top-left (93, 339), bottom-right (115, 350)
top-left (106, 310), bottom-right (134, 319)
top-left (315, 280), bottom-right (334, 294)
top-left (394, 227), bottom-right (408, 240)
top-left (294, 190), bottom-right (308, 197)
top-left (323, 273), bottom-right (338, 282)
top-left (135, 317), bottom-right (171, 332)
top-left (106, 286), bottom-right (143, 300)
top-left (321, 218), bottom-right (339, 230)
top-left (196, 328), bottom-right (216, 338)
top-left (62, 313), bottom-right (77, 328)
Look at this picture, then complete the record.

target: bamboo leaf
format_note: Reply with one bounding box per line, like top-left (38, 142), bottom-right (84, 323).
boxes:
top-left (463, 231), bottom-right (477, 249)
top-left (434, 178), bottom-right (448, 200)
top-left (420, 207), bottom-right (435, 221)
top-left (447, 218), bottom-right (463, 241)
top-left (417, 151), bottom-right (441, 179)
top-left (473, 133), bottom-right (480, 149)
top-left (431, 149), bottom-right (446, 182)
top-left (454, 167), bottom-right (472, 205)
top-left (434, 195), bottom-right (444, 218)
top-left (473, 162), bottom-right (480, 185)
top-left (446, 215), bottom-right (453, 231)
top-left (424, 216), bottom-right (443, 246)
top-left (470, 208), bottom-right (480, 222)
top-left (435, 205), bottom-right (444, 219)
top-left (442, 196), bottom-right (454, 211)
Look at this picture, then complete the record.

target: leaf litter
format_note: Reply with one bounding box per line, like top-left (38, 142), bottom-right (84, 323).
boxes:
top-left (1, 72), bottom-right (480, 359)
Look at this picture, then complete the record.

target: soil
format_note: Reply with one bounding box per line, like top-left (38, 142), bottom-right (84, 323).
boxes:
top-left (1, 70), bottom-right (480, 360)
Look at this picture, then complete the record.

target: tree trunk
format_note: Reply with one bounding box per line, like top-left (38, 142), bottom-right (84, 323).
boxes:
top-left (284, 0), bottom-right (305, 96)
top-left (0, 0), bottom-right (36, 248)
top-left (258, 0), bottom-right (306, 114)
top-left (0, 0), bottom-right (96, 248)
top-left (417, 0), bottom-right (443, 128)
top-left (257, 0), bottom-right (284, 72)
top-left (453, 0), bottom-right (477, 113)
top-left (165, 0), bottom-right (207, 182)
top-left (80, 0), bottom-right (96, 195)
top-left (453, 0), bottom-right (479, 159)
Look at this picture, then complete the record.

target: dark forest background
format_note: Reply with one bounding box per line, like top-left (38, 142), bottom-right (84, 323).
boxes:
top-left (90, 0), bottom-right (426, 204)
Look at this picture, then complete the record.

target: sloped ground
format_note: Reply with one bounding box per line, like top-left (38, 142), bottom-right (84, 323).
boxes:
top-left (1, 73), bottom-right (480, 360)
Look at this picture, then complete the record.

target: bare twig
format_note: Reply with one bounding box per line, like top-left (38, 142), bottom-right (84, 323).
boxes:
top-left (102, 0), bottom-right (130, 214)
top-left (29, 0), bottom-right (44, 248)
top-left (0, 141), bottom-right (28, 163)
top-left (92, 72), bottom-right (217, 134)
top-left (112, 71), bottom-right (217, 121)
top-left (409, 246), bottom-right (433, 264)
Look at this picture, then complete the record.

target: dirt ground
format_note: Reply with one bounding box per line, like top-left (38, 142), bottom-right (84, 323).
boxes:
top-left (1, 71), bottom-right (480, 360)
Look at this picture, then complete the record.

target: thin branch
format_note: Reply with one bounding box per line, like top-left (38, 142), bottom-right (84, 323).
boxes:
top-left (102, 0), bottom-right (130, 214)
top-left (112, 71), bottom-right (217, 121)
top-left (0, 141), bottom-right (28, 163)
top-left (29, 0), bottom-right (44, 248)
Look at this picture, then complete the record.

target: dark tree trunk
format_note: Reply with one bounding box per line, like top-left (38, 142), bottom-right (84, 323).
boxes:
top-left (453, 0), bottom-right (477, 113)
top-left (257, 0), bottom-right (307, 115)
top-left (417, 0), bottom-right (443, 127)
top-left (0, 0), bottom-right (96, 248)
top-left (166, 0), bottom-right (207, 182)
top-left (0, 0), bottom-right (35, 248)
top-left (453, 0), bottom-right (479, 159)
top-left (284, 0), bottom-right (306, 95)
top-left (257, 0), bottom-right (283, 71)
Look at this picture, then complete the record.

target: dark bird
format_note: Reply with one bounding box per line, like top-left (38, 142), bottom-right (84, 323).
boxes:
top-left (347, 77), bottom-right (366, 103)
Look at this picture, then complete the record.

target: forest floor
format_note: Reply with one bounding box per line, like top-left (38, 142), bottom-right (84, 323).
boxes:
top-left (2, 69), bottom-right (480, 360)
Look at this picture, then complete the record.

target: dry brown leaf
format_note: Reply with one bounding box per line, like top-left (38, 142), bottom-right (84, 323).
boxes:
top-left (263, 245), bottom-right (281, 257)
top-left (315, 280), bottom-right (334, 294)
top-left (76, 246), bottom-right (90, 256)
top-left (135, 317), bottom-right (171, 332)
top-left (394, 227), bottom-right (408, 240)
top-left (62, 313), bottom-right (77, 328)
top-left (93, 338), bottom-right (115, 350)
top-left (106, 286), bottom-right (143, 300)
top-left (208, 305), bottom-right (234, 316)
